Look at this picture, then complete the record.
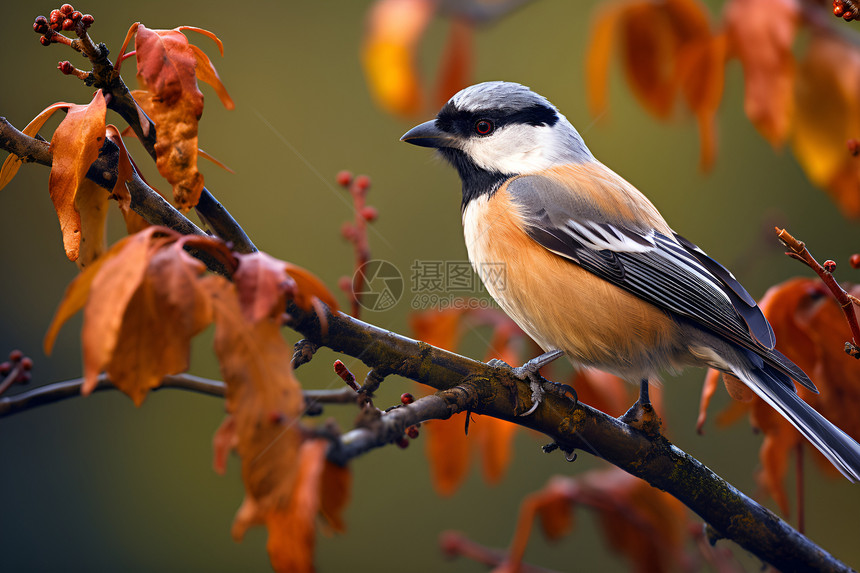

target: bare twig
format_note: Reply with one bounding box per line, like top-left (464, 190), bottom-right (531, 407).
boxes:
top-left (776, 226), bottom-right (860, 358)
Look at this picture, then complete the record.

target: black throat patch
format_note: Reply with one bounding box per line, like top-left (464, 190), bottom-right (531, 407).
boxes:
top-left (437, 147), bottom-right (513, 209)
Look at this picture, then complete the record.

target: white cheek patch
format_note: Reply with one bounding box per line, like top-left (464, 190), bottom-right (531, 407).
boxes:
top-left (461, 124), bottom-right (556, 174)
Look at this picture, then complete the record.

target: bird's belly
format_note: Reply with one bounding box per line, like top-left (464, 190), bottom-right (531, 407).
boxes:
top-left (463, 194), bottom-right (685, 381)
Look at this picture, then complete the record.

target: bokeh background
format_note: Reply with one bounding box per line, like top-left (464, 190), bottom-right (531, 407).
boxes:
top-left (1, 0), bottom-right (858, 571)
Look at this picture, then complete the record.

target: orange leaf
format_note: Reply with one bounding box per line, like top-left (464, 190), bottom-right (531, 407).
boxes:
top-left (283, 262), bottom-right (340, 312)
top-left (792, 33), bottom-right (860, 189)
top-left (0, 101), bottom-right (72, 191)
top-left (679, 32), bottom-right (726, 171)
top-left (48, 90), bottom-right (107, 261)
top-left (207, 273), bottom-right (310, 571)
top-left (265, 439), bottom-right (327, 573)
top-left (74, 178), bottom-right (109, 269)
top-left (585, 3), bottom-right (623, 120)
top-left (234, 252), bottom-right (296, 323)
top-left (619, 2), bottom-right (679, 119)
top-left (80, 228), bottom-right (177, 395)
top-left (188, 44), bottom-right (235, 110)
top-left (105, 125), bottom-right (150, 234)
top-left (176, 25), bottom-right (225, 56)
top-left (43, 233), bottom-right (137, 355)
top-left (135, 25), bottom-right (207, 210)
top-left (724, 0), bottom-right (798, 147)
top-left (102, 242), bottom-right (213, 405)
top-left (362, 0), bottom-right (435, 117)
top-left (319, 461), bottom-right (351, 534)
top-left (213, 414), bottom-right (237, 475)
top-left (434, 18), bottom-right (472, 109)
top-left (425, 412), bottom-right (472, 497)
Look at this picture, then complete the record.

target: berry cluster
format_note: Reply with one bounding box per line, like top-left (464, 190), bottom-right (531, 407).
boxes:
top-left (834, 0), bottom-right (860, 21)
top-left (33, 4), bottom-right (94, 45)
top-left (0, 349), bottom-right (33, 395)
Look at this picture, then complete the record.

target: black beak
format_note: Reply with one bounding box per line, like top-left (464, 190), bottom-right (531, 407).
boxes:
top-left (400, 120), bottom-right (456, 149)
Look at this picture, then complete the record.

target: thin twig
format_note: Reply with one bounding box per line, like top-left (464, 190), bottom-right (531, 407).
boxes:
top-left (776, 227), bottom-right (860, 358)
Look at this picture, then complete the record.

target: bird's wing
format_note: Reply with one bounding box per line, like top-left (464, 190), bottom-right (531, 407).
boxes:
top-left (505, 174), bottom-right (816, 392)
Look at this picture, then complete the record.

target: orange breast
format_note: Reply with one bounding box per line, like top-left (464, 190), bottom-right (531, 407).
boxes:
top-left (462, 188), bottom-right (686, 381)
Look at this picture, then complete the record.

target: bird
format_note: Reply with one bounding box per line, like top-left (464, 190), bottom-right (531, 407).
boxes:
top-left (400, 80), bottom-right (860, 481)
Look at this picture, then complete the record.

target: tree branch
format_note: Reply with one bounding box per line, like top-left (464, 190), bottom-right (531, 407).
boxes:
top-left (284, 300), bottom-right (854, 573)
top-left (0, 373), bottom-right (359, 418)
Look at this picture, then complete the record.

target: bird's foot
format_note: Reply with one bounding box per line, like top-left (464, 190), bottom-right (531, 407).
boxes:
top-left (619, 379), bottom-right (662, 436)
top-left (488, 350), bottom-right (575, 416)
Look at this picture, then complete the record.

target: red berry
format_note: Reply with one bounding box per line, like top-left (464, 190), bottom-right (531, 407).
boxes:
top-left (60, 4), bottom-right (74, 15)
top-left (58, 61), bottom-right (73, 74)
top-left (400, 392), bottom-right (414, 404)
top-left (395, 436), bottom-right (410, 449)
top-left (353, 175), bottom-right (371, 192)
top-left (340, 222), bottom-right (356, 240)
top-left (360, 206), bottom-right (378, 222)
top-left (9, 350), bottom-right (23, 362)
top-left (81, 14), bottom-right (94, 26)
top-left (62, 18), bottom-right (74, 31)
top-left (850, 254), bottom-right (860, 269)
top-left (835, 3), bottom-right (845, 16)
top-left (336, 170), bottom-right (353, 187)
top-left (71, 11), bottom-right (82, 21)
top-left (49, 10), bottom-right (62, 26)
top-left (20, 357), bottom-right (33, 371)
top-left (0, 362), bottom-right (10, 375)
top-left (18, 372), bottom-right (31, 385)
top-left (824, 260), bottom-right (837, 273)
top-left (40, 36), bottom-right (52, 46)
top-left (338, 276), bottom-right (353, 293)
top-left (406, 425), bottom-right (419, 439)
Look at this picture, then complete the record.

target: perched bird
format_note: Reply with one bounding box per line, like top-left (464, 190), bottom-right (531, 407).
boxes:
top-left (401, 81), bottom-right (860, 480)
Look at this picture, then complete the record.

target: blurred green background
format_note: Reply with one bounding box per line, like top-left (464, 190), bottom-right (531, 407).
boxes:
top-left (1, 0), bottom-right (858, 571)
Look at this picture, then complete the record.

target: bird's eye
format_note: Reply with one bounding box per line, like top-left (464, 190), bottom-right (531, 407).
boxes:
top-left (475, 119), bottom-right (494, 136)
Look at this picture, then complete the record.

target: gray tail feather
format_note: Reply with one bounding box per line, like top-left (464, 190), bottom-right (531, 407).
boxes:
top-left (735, 362), bottom-right (860, 481)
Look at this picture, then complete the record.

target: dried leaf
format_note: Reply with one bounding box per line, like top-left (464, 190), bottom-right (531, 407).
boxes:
top-left (102, 242), bottom-right (213, 405)
top-left (74, 178), bottom-right (109, 269)
top-left (282, 262), bottom-right (340, 312)
top-left (362, 0), bottom-right (435, 116)
top-left (213, 414), bottom-right (237, 475)
top-left (619, 2), bottom-right (679, 119)
top-left (434, 18), bottom-right (472, 109)
top-left (586, 3), bottom-right (623, 119)
top-left (0, 101), bottom-right (72, 191)
top-left (105, 125), bottom-right (150, 234)
top-left (80, 228), bottom-right (174, 396)
top-left (319, 461), bottom-right (351, 535)
top-left (792, 33), bottom-right (860, 191)
top-left (188, 44), bottom-right (235, 110)
top-left (234, 252), bottom-right (296, 323)
top-left (134, 24), bottom-right (223, 210)
top-left (48, 90), bottom-right (107, 261)
top-left (724, 0), bottom-right (799, 147)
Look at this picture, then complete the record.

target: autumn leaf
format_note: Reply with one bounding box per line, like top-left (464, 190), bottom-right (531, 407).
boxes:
top-left (503, 468), bottom-right (688, 573)
top-left (792, 32), bottom-right (860, 216)
top-left (319, 460), bottom-right (351, 535)
top-left (133, 24), bottom-right (233, 211)
top-left (0, 101), bottom-right (72, 191)
top-left (104, 125), bottom-right (149, 234)
top-left (434, 18), bottom-right (473, 109)
top-left (410, 307), bottom-right (524, 495)
top-left (48, 90), bottom-right (107, 262)
top-left (698, 278), bottom-right (860, 514)
top-left (724, 0), bottom-right (799, 147)
top-left (586, 0), bottom-right (722, 170)
top-left (363, 0), bottom-right (435, 117)
top-left (101, 241), bottom-right (214, 405)
top-left (73, 178), bottom-right (109, 269)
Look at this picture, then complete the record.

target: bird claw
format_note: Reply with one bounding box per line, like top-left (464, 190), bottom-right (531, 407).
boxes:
top-left (487, 350), bottom-right (568, 417)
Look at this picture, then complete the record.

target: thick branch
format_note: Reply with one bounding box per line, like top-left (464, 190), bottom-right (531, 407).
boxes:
top-left (286, 301), bottom-right (854, 573)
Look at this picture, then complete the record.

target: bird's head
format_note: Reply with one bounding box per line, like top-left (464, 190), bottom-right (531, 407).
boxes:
top-left (401, 81), bottom-right (593, 204)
